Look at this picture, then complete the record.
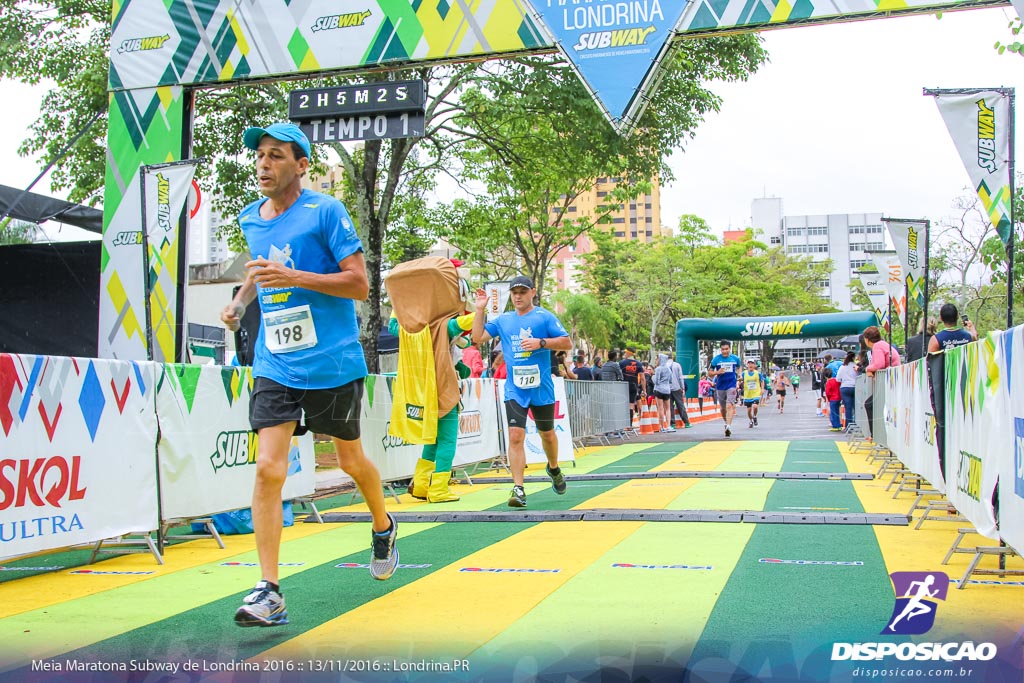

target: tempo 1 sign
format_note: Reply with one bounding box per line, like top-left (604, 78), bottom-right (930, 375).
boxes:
top-left (298, 112), bottom-right (425, 144)
top-left (289, 79), bottom-right (426, 143)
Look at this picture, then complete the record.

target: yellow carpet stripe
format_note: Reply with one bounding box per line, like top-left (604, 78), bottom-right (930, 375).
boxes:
top-left (255, 521), bottom-right (644, 660)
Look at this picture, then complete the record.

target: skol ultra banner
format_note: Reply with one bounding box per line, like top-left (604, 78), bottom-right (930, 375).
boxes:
top-left (997, 324), bottom-right (1024, 556)
top-left (883, 219), bottom-right (928, 310)
top-left (884, 359), bottom-right (943, 493)
top-left (867, 251), bottom-right (906, 321)
top-left (853, 271), bottom-right (891, 332)
top-left (155, 363), bottom-right (315, 520)
top-left (931, 90), bottom-right (1014, 247)
top-left (943, 335), bottom-right (1003, 540)
top-left (0, 354), bottom-right (159, 558)
top-left (498, 377), bottom-right (575, 465)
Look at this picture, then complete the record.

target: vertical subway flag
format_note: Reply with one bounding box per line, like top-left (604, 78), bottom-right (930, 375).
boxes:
top-left (854, 270), bottom-right (892, 332)
top-left (930, 90), bottom-right (1013, 246)
top-left (884, 219), bottom-right (928, 309)
top-left (525, 0), bottom-right (687, 133)
top-left (867, 251), bottom-right (906, 321)
top-left (484, 281), bottom-right (512, 323)
top-left (141, 163), bottom-right (197, 363)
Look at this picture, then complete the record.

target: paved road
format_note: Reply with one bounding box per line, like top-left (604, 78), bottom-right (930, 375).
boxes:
top-left (633, 378), bottom-right (840, 442)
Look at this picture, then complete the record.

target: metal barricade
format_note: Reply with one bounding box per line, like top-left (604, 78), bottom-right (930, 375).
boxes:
top-left (564, 380), bottom-right (630, 442)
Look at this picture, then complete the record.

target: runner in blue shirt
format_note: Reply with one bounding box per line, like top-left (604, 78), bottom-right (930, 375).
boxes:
top-left (220, 123), bottom-right (397, 628)
top-left (709, 340), bottom-right (742, 438)
top-left (473, 275), bottom-right (572, 508)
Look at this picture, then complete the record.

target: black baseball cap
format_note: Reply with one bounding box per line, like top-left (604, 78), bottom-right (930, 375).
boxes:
top-left (510, 275), bottom-right (534, 290)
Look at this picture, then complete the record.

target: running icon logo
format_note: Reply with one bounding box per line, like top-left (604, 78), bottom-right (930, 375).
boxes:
top-left (883, 571), bottom-right (949, 635)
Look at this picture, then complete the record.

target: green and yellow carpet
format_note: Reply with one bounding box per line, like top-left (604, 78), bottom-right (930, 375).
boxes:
top-left (1, 440), bottom-right (1021, 682)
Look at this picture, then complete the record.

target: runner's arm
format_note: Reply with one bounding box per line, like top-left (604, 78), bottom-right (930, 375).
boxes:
top-left (221, 267), bottom-right (258, 331)
top-left (246, 251), bottom-right (369, 300)
top-left (472, 288), bottom-right (493, 344)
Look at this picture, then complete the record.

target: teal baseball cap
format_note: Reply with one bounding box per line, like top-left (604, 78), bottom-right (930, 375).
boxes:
top-left (242, 122), bottom-right (311, 159)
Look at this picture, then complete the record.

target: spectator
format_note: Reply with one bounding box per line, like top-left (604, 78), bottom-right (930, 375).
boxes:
top-left (551, 350), bottom-right (576, 379)
top-left (824, 368), bottom-right (842, 432)
top-left (489, 351), bottom-right (507, 380)
top-left (836, 351), bottom-right (858, 429)
top-left (668, 353), bottom-right (692, 429)
top-left (698, 372), bottom-right (713, 414)
top-left (824, 353), bottom-right (842, 378)
top-left (927, 303), bottom-right (978, 353)
top-left (591, 356), bottom-right (603, 378)
top-left (811, 361), bottom-right (824, 416)
top-left (462, 343), bottom-right (484, 378)
top-left (573, 355), bottom-right (593, 380)
top-left (905, 317), bottom-right (938, 363)
top-left (863, 325), bottom-right (901, 436)
top-left (652, 354), bottom-right (675, 432)
top-left (598, 350), bottom-right (624, 382)
top-left (619, 347), bottom-right (645, 423)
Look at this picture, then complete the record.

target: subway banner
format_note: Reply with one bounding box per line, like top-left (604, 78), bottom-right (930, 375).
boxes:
top-left (853, 270), bottom-right (891, 332)
top-left (883, 359), bottom-right (943, 493)
top-left (0, 354), bottom-right (158, 559)
top-left (883, 219), bottom-right (928, 310)
top-left (867, 251), bottom-right (906, 321)
top-left (930, 89), bottom-right (1014, 247)
top-left (154, 364), bottom-right (314, 520)
top-left (498, 377), bottom-right (575, 465)
top-left (360, 376), bottom-right (504, 484)
top-left (943, 335), bottom-right (1003, 540)
top-left (997, 325), bottom-right (1024, 555)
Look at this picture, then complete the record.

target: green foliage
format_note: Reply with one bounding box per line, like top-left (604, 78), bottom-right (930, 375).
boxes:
top-left (551, 290), bottom-right (620, 352)
top-left (0, 219), bottom-right (40, 245)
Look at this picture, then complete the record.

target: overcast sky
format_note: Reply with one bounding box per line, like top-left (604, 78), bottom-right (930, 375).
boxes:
top-left (1, 6), bottom-right (1020, 242)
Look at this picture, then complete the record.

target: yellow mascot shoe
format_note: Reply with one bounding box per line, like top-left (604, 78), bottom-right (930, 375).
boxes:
top-left (427, 470), bottom-right (460, 503)
top-left (408, 458), bottom-right (432, 500)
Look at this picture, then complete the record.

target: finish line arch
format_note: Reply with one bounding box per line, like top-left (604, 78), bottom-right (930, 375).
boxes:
top-left (677, 311), bottom-right (878, 398)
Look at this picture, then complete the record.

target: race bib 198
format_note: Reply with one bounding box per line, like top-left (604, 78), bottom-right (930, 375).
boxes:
top-left (264, 304), bottom-right (318, 354)
top-left (512, 364), bottom-right (541, 389)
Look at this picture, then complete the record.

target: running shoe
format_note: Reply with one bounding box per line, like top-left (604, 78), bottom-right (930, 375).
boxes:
top-left (829, 427), bottom-right (843, 432)
top-left (509, 485), bottom-right (528, 507)
top-left (665, 426), bottom-right (677, 433)
top-left (724, 426), bottom-right (732, 438)
top-left (748, 420), bottom-right (754, 428)
top-left (234, 580), bottom-right (288, 627)
top-left (753, 417), bottom-right (758, 426)
top-left (370, 513), bottom-right (399, 581)
top-left (546, 465), bottom-right (567, 495)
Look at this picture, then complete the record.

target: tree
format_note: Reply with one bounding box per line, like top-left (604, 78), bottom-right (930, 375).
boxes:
top-left (438, 35), bottom-right (768, 301)
top-left (0, 219), bottom-right (39, 245)
top-left (550, 290), bottom-right (620, 356)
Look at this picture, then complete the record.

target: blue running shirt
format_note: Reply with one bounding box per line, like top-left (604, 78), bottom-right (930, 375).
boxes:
top-left (485, 307), bottom-right (569, 407)
top-left (710, 353), bottom-right (742, 391)
top-left (239, 189), bottom-right (367, 390)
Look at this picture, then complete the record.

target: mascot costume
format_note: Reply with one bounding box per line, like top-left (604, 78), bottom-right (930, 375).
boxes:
top-left (385, 257), bottom-right (474, 503)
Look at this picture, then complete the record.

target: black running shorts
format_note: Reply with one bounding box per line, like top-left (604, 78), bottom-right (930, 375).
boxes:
top-left (505, 400), bottom-right (555, 432)
top-left (249, 376), bottom-right (363, 441)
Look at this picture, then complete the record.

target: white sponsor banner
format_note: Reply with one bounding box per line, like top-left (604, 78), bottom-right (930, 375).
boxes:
top-left (484, 282), bottom-right (511, 323)
top-left (155, 364), bottom-right (314, 520)
top-left (361, 376), bottom-right (504, 483)
top-left (883, 219), bottom-right (928, 310)
top-left (931, 90), bottom-right (1014, 246)
top-left (883, 359), bottom-right (944, 493)
top-left (997, 325), bottom-right (1024, 555)
top-left (867, 251), bottom-right (906, 321)
top-left (943, 336), bottom-right (1003, 539)
top-left (854, 271), bottom-right (891, 332)
top-left (0, 355), bottom-right (159, 559)
top-left (498, 377), bottom-right (575, 465)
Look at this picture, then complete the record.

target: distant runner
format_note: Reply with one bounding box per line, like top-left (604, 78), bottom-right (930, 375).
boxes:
top-left (708, 340), bottom-right (741, 438)
top-left (741, 359), bottom-right (763, 428)
top-left (773, 371), bottom-right (791, 413)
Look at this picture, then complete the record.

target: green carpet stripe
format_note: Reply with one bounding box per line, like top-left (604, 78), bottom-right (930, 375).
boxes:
top-left (473, 522), bottom-right (756, 673)
top-left (9, 523), bottom-right (530, 673)
top-left (689, 441), bottom-right (893, 675)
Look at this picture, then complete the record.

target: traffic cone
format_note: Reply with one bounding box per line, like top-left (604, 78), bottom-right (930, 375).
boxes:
top-left (641, 402), bottom-right (657, 435)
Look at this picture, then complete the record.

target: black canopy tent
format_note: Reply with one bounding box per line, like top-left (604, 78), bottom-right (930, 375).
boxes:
top-left (0, 186), bottom-right (103, 357)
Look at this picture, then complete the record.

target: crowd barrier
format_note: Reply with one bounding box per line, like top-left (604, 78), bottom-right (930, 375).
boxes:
top-left (867, 324), bottom-right (1024, 557)
top-left (0, 353), bottom-right (584, 560)
top-left (563, 379), bottom-right (631, 441)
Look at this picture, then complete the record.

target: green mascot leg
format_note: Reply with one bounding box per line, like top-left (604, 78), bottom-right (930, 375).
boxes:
top-left (427, 408), bottom-right (460, 503)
